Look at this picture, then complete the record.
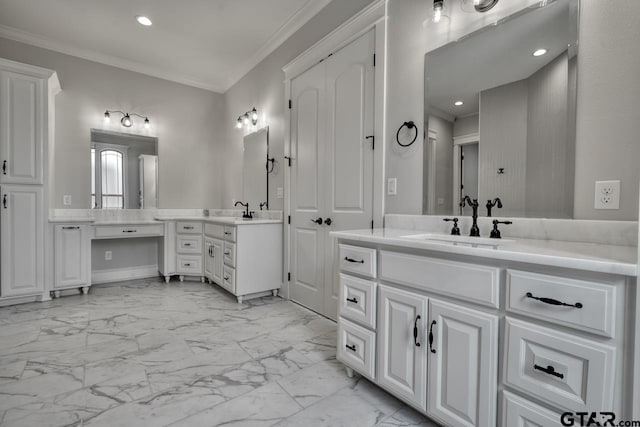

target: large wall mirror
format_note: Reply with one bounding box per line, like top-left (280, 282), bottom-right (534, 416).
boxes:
top-left (90, 129), bottom-right (158, 209)
top-left (242, 127), bottom-right (270, 211)
top-left (424, 0), bottom-right (578, 218)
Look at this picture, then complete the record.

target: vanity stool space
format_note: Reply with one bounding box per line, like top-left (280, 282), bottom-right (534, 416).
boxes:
top-left (333, 237), bottom-right (637, 427)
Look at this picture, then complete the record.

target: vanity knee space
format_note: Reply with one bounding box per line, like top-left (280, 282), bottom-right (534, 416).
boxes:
top-left (336, 242), bottom-right (629, 427)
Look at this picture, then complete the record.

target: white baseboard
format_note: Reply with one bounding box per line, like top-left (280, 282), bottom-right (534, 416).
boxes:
top-left (92, 264), bottom-right (159, 284)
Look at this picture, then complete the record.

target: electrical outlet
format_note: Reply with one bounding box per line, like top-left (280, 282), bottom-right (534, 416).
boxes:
top-left (277, 187), bottom-right (284, 199)
top-left (594, 180), bottom-right (620, 209)
top-left (387, 178), bottom-right (397, 196)
top-left (105, 251), bottom-right (112, 261)
top-left (63, 195), bottom-right (72, 206)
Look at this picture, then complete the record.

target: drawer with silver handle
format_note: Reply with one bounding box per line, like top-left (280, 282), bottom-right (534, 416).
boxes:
top-left (504, 318), bottom-right (616, 413)
top-left (223, 242), bottom-right (236, 267)
top-left (223, 226), bottom-right (236, 242)
top-left (339, 274), bottom-right (376, 329)
top-left (176, 221), bottom-right (203, 234)
top-left (93, 224), bottom-right (164, 239)
top-left (339, 244), bottom-right (376, 278)
top-left (506, 270), bottom-right (617, 338)
top-left (222, 266), bottom-right (236, 294)
top-left (177, 235), bottom-right (202, 254)
top-left (337, 318), bottom-right (376, 380)
top-left (177, 255), bottom-right (202, 275)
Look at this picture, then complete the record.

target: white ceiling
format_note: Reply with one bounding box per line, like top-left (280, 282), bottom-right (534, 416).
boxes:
top-left (0, 0), bottom-right (332, 92)
top-left (426, 0), bottom-right (574, 118)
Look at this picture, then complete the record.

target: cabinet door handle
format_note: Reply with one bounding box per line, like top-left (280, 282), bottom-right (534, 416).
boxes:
top-left (224, 251), bottom-right (230, 255)
top-left (62, 226), bottom-right (80, 230)
top-left (224, 275), bottom-right (230, 281)
top-left (184, 226), bottom-right (194, 230)
top-left (2, 160), bottom-right (6, 175)
top-left (526, 292), bottom-right (583, 309)
top-left (344, 257), bottom-right (364, 264)
top-left (224, 232), bottom-right (231, 235)
top-left (413, 315), bottom-right (421, 347)
top-left (428, 320), bottom-right (437, 354)
top-left (184, 243), bottom-right (192, 247)
top-left (346, 297), bottom-right (358, 304)
top-left (534, 364), bottom-right (564, 379)
top-left (123, 230), bottom-right (137, 233)
top-left (3, 194), bottom-right (6, 209)
top-left (184, 263), bottom-right (191, 267)
top-left (345, 344), bottom-right (357, 352)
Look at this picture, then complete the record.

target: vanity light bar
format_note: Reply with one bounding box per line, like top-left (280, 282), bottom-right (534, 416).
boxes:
top-left (236, 107), bottom-right (258, 129)
top-left (104, 110), bottom-right (151, 129)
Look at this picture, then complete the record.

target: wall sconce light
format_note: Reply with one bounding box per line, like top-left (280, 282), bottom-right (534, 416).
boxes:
top-left (433, 0), bottom-right (444, 23)
top-left (236, 107), bottom-right (259, 129)
top-left (104, 110), bottom-right (151, 129)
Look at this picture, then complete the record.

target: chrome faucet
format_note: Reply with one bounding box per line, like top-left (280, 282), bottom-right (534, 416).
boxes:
top-left (460, 195), bottom-right (480, 237)
top-left (234, 201), bottom-right (252, 219)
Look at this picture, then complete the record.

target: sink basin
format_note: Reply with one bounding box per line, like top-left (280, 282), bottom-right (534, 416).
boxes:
top-left (401, 233), bottom-right (514, 248)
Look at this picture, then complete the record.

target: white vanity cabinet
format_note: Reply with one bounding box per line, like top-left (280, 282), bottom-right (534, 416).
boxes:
top-left (54, 223), bottom-right (90, 295)
top-left (335, 239), bottom-right (631, 427)
top-left (204, 234), bottom-right (223, 286)
top-left (176, 221), bottom-right (204, 281)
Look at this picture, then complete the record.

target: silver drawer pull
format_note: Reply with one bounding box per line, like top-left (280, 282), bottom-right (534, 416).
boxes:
top-left (345, 344), bottom-right (357, 352)
top-left (525, 292), bottom-right (583, 309)
top-left (346, 297), bottom-right (358, 304)
top-left (344, 257), bottom-right (364, 264)
top-left (224, 232), bottom-right (231, 235)
top-left (184, 263), bottom-right (191, 267)
top-left (123, 230), bottom-right (137, 233)
top-left (533, 364), bottom-right (564, 379)
top-left (224, 251), bottom-right (230, 255)
top-left (62, 226), bottom-right (80, 230)
top-left (183, 226), bottom-right (194, 230)
top-left (184, 243), bottom-right (192, 247)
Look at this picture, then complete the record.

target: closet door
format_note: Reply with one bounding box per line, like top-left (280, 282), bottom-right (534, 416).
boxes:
top-left (289, 58), bottom-right (327, 314)
top-left (322, 29), bottom-right (375, 319)
top-left (0, 71), bottom-right (44, 184)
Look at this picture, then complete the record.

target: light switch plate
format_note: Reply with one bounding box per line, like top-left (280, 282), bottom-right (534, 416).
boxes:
top-left (63, 195), bottom-right (72, 206)
top-left (387, 178), bottom-right (397, 196)
top-left (594, 180), bottom-right (620, 209)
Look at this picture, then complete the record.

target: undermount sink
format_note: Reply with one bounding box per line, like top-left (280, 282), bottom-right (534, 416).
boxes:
top-left (401, 233), bottom-right (515, 248)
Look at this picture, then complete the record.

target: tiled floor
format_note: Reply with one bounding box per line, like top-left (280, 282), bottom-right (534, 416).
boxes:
top-left (0, 278), bottom-right (438, 427)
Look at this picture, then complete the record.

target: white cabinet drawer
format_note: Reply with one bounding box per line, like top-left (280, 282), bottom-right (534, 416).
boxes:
top-left (507, 270), bottom-right (617, 338)
top-left (93, 224), bottom-right (164, 239)
top-left (223, 226), bottom-right (236, 242)
top-left (502, 391), bottom-right (562, 427)
top-left (204, 223), bottom-right (224, 239)
top-left (337, 318), bottom-right (376, 380)
top-left (380, 251), bottom-right (500, 308)
top-left (222, 266), bottom-right (236, 294)
top-left (339, 274), bottom-right (376, 329)
top-left (339, 244), bottom-right (376, 278)
top-left (176, 221), bottom-right (202, 234)
top-left (504, 318), bottom-right (616, 413)
top-left (177, 255), bottom-right (202, 275)
top-left (223, 242), bottom-right (236, 267)
top-left (176, 235), bottom-right (202, 254)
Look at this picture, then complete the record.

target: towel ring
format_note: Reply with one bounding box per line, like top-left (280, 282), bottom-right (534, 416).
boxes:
top-left (396, 121), bottom-right (418, 147)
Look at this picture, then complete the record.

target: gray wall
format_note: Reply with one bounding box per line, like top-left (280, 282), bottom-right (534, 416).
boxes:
top-left (386, 0), bottom-right (640, 220)
top-left (0, 37), bottom-right (226, 209)
top-left (453, 114), bottom-right (479, 138)
top-left (222, 0), bottom-right (374, 210)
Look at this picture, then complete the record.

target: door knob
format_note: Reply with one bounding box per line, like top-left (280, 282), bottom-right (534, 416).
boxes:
top-left (324, 218), bottom-right (332, 226)
top-left (311, 217), bottom-right (323, 224)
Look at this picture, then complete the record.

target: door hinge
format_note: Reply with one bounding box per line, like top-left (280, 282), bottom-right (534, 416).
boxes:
top-left (371, 220), bottom-right (374, 230)
top-left (284, 156), bottom-right (292, 167)
top-left (287, 272), bottom-right (291, 281)
top-left (373, 54), bottom-right (376, 67)
top-left (288, 99), bottom-right (292, 109)
top-left (288, 215), bottom-right (291, 224)
top-left (365, 135), bottom-right (375, 150)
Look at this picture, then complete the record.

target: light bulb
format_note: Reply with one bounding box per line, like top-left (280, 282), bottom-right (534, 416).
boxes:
top-left (473, 0), bottom-right (480, 5)
top-left (144, 117), bottom-right (150, 129)
top-left (251, 108), bottom-right (258, 123)
top-left (236, 117), bottom-right (243, 129)
top-left (121, 114), bottom-right (132, 127)
top-left (136, 15), bottom-right (152, 26)
top-left (433, 0), bottom-right (443, 23)
top-left (243, 114), bottom-right (250, 125)
top-left (104, 111), bottom-right (110, 122)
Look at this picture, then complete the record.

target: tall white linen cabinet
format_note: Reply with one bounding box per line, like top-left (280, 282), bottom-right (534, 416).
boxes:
top-left (0, 58), bottom-right (60, 304)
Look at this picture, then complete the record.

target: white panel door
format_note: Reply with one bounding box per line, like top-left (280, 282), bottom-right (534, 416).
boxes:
top-left (290, 58), bottom-right (327, 314)
top-left (1, 185), bottom-right (44, 296)
top-left (427, 299), bottom-right (498, 427)
top-left (378, 284), bottom-right (428, 411)
top-left (54, 225), bottom-right (89, 289)
top-left (289, 30), bottom-right (374, 318)
top-left (323, 29), bottom-right (375, 319)
top-left (0, 71), bottom-right (43, 184)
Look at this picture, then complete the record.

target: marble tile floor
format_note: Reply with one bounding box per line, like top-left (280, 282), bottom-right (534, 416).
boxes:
top-left (0, 278), bottom-right (439, 427)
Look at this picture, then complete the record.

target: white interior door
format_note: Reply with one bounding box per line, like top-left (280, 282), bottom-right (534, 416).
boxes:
top-left (289, 30), bottom-right (375, 318)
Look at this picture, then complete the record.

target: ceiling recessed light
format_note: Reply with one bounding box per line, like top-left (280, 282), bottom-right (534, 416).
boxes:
top-left (532, 48), bottom-right (547, 57)
top-left (454, 101), bottom-right (464, 106)
top-left (136, 15), bottom-right (152, 26)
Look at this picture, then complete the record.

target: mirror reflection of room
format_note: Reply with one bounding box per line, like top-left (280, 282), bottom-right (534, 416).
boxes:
top-left (242, 127), bottom-right (270, 212)
top-left (90, 129), bottom-right (158, 209)
top-left (425, 0), bottom-right (577, 218)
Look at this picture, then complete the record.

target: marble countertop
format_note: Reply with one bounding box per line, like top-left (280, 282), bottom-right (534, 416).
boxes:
top-left (154, 216), bottom-right (282, 225)
top-left (331, 228), bottom-right (638, 277)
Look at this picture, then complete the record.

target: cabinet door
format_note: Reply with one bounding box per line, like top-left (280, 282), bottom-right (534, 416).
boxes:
top-left (211, 238), bottom-right (224, 285)
top-left (54, 225), bottom-right (90, 288)
top-left (378, 284), bottom-right (428, 411)
top-left (427, 299), bottom-right (498, 427)
top-left (0, 71), bottom-right (44, 184)
top-left (1, 185), bottom-right (44, 296)
top-left (204, 237), bottom-right (215, 280)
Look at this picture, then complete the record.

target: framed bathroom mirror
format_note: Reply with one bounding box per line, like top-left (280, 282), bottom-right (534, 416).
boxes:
top-left (90, 129), bottom-right (158, 209)
top-left (242, 127), bottom-right (270, 211)
top-left (424, 0), bottom-right (579, 218)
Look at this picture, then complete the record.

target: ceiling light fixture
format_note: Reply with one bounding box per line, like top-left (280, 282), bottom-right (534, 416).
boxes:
top-left (454, 101), bottom-right (464, 106)
top-left (533, 48), bottom-right (548, 57)
top-left (136, 15), bottom-right (152, 26)
top-left (473, 0), bottom-right (499, 12)
top-left (433, 0), bottom-right (444, 23)
top-left (235, 107), bottom-right (259, 129)
top-left (104, 110), bottom-right (151, 129)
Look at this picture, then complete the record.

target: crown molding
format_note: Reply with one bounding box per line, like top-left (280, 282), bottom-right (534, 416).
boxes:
top-left (219, 0), bottom-right (332, 91)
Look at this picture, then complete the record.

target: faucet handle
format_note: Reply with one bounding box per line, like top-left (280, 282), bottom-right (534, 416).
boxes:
top-left (490, 220), bottom-right (512, 239)
top-left (443, 218), bottom-right (460, 236)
